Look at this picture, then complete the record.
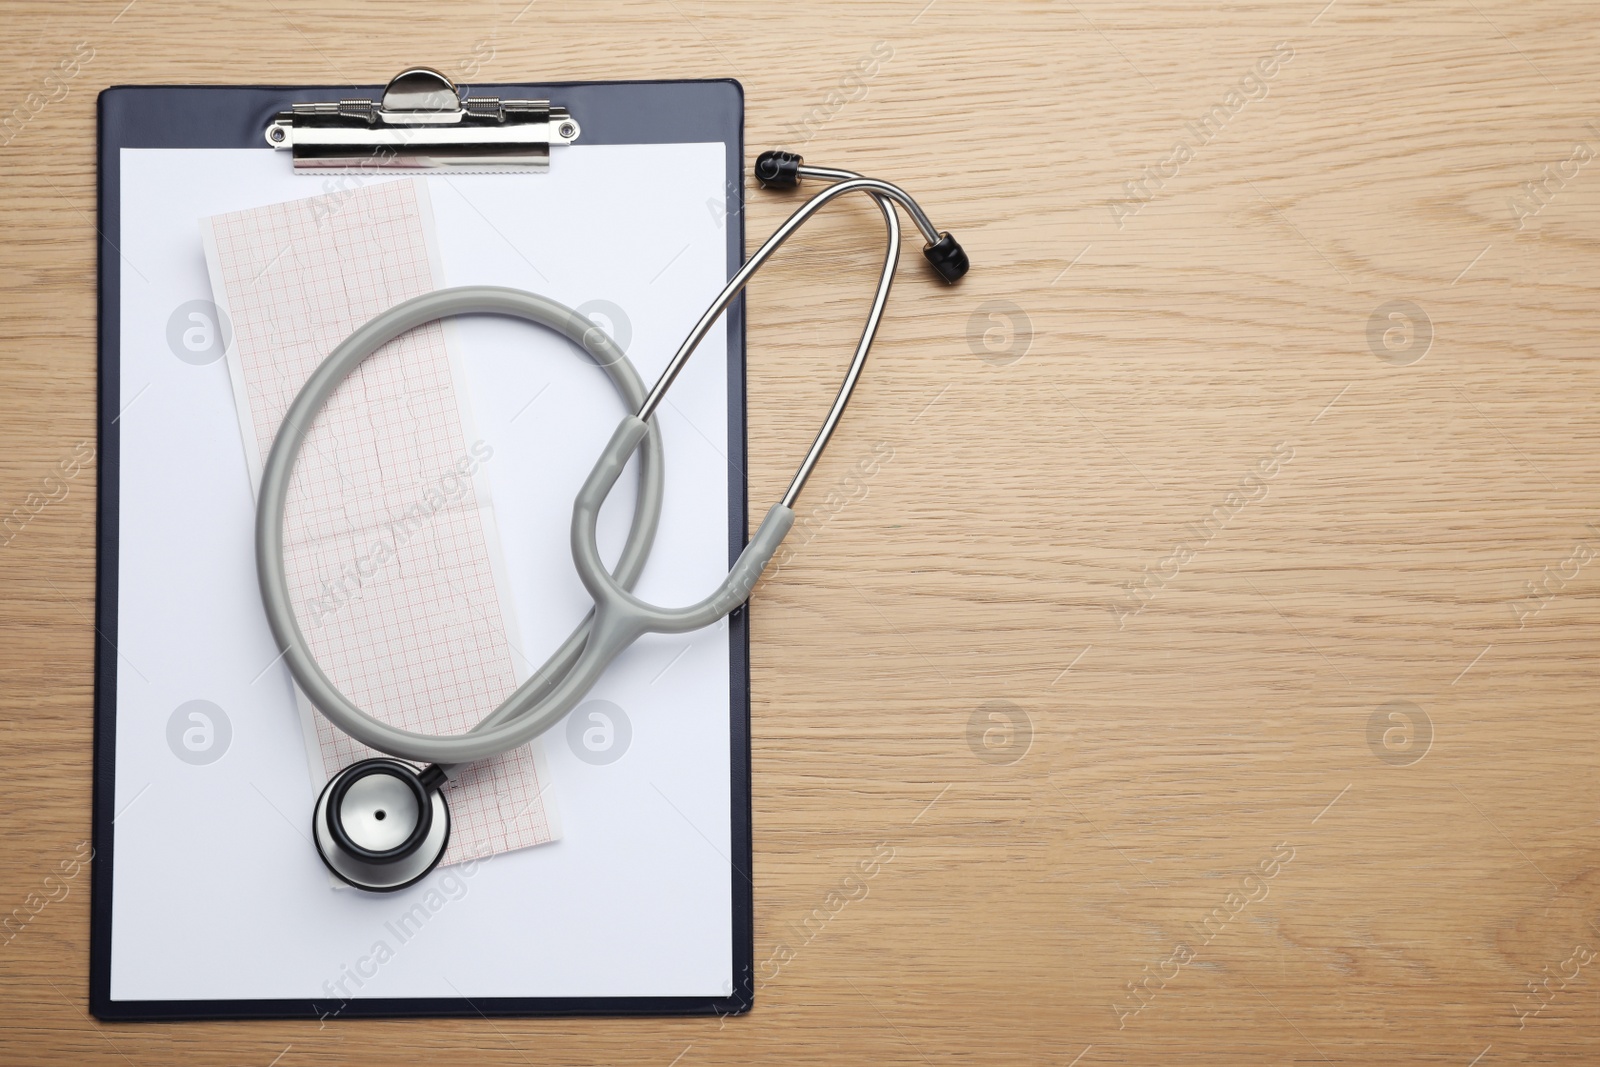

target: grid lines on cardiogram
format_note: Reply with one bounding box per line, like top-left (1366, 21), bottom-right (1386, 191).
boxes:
top-left (209, 178), bottom-right (554, 860)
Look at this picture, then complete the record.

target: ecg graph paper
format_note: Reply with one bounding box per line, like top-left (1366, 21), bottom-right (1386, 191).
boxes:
top-left (202, 178), bottom-right (558, 866)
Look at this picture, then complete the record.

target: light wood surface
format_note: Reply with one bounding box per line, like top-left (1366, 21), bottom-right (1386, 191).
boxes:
top-left (4, 0), bottom-right (1599, 1062)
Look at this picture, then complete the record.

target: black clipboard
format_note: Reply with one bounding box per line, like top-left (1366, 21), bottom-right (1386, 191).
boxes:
top-left (92, 77), bottom-right (752, 1021)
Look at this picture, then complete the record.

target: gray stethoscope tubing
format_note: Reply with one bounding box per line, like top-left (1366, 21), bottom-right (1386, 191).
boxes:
top-left (257, 164), bottom-right (957, 773)
top-left (255, 288), bottom-right (667, 771)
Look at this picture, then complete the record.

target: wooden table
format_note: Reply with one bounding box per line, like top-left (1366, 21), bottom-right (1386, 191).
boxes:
top-left (4, 1), bottom-right (1597, 1062)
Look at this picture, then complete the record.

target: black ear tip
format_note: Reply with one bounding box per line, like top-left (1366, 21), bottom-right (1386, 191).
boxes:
top-left (755, 149), bottom-right (803, 188)
top-left (923, 232), bottom-right (969, 283)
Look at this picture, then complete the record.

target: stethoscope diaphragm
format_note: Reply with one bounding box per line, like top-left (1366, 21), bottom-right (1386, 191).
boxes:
top-left (312, 758), bottom-right (451, 892)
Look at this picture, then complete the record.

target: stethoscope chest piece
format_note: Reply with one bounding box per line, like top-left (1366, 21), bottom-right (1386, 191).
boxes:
top-left (312, 758), bottom-right (450, 892)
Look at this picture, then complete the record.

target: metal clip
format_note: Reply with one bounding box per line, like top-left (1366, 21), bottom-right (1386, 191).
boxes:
top-left (265, 67), bottom-right (580, 173)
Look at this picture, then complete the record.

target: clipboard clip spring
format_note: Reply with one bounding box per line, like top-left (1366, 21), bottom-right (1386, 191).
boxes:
top-left (265, 67), bottom-right (579, 174)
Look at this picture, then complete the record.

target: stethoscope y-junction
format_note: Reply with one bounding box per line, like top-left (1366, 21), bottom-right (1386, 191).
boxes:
top-left (255, 151), bottom-right (969, 890)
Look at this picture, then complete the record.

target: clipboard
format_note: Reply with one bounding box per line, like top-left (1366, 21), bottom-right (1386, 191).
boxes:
top-left (93, 73), bottom-right (753, 1020)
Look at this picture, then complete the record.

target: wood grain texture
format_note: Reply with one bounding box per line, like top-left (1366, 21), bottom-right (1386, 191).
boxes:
top-left (3, 0), bottom-right (1598, 1062)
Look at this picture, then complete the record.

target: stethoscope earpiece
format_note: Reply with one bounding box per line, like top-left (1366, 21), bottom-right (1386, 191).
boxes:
top-left (312, 758), bottom-right (450, 892)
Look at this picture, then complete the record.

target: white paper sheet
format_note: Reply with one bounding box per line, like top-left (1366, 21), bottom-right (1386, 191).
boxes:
top-left (112, 144), bottom-right (736, 1001)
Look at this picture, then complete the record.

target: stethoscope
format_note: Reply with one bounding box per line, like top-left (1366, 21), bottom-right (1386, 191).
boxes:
top-left (255, 152), bottom-right (969, 890)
